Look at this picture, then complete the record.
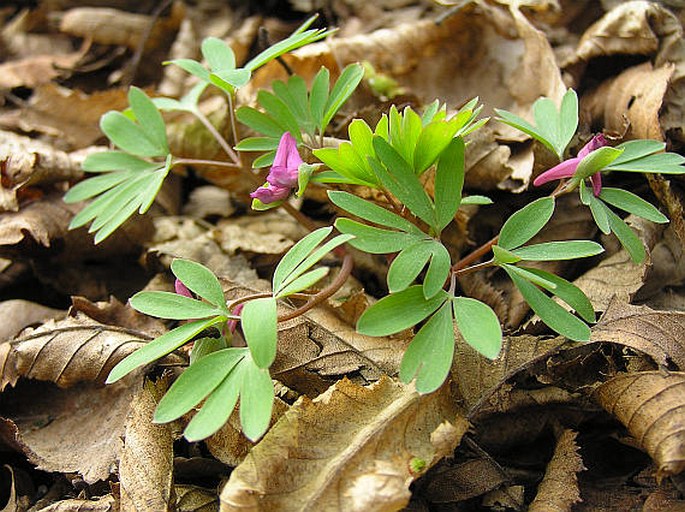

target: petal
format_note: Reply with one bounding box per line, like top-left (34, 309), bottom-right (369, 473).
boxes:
top-left (175, 279), bottom-right (193, 298)
top-left (578, 133), bottom-right (608, 159)
top-left (533, 158), bottom-right (580, 187)
top-left (272, 132), bottom-right (294, 168)
top-left (250, 182), bottom-right (290, 204)
top-left (590, 172), bottom-right (602, 196)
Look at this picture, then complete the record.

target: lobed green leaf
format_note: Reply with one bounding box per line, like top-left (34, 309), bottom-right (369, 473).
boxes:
top-left (599, 187), bottom-right (669, 223)
top-left (452, 297), bottom-right (502, 359)
top-left (498, 197), bottom-right (555, 250)
top-left (130, 291), bottom-right (223, 320)
top-left (241, 297), bottom-right (278, 369)
top-left (511, 240), bottom-right (604, 261)
top-left (171, 259), bottom-right (227, 310)
top-left (335, 218), bottom-right (418, 254)
top-left (239, 356), bottom-right (275, 441)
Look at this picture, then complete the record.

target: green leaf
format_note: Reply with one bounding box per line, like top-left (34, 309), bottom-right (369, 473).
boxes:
top-left (501, 264), bottom-right (557, 291)
top-left (165, 58), bottom-right (210, 82)
top-left (202, 37), bottom-right (235, 71)
top-left (511, 241), bottom-right (604, 261)
top-left (599, 187), bottom-right (669, 223)
top-left (460, 195), bottom-right (493, 206)
top-left (423, 241), bottom-right (451, 299)
top-left (234, 137), bottom-right (280, 152)
top-left (236, 106), bottom-right (286, 138)
top-left (81, 151), bottom-right (160, 173)
top-left (413, 122), bottom-right (459, 175)
top-left (452, 297), bottom-right (502, 359)
top-left (273, 76), bottom-right (313, 134)
top-left (606, 208), bottom-right (646, 264)
top-left (371, 137), bottom-right (435, 226)
top-left (276, 267), bottom-right (329, 298)
top-left (498, 197), bottom-right (555, 250)
top-left (130, 291), bottom-right (223, 320)
top-left (604, 140), bottom-right (685, 173)
top-left (210, 69), bottom-right (251, 90)
top-left (492, 245), bottom-right (522, 264)
top-left (334, 218), bottom-right (418, 254)
top-left (494, 108), bottom-right (557, 158)
top-left (241, 297), bottom-right (277, 369)
top-left (106, 317), bottom-right (221, 383)
top-left (323, 63), bottom-right (364, 129)
top-left (504, 267), bottom-right (590, 341)
top-left (189, 336), bottom-right (227, 364)
top-left (183, 358), bottom-right (243, 441)
top-left (433, 137), bottom-right (465, 232)
top-left (244, 16), bottom-right (330, 71)
top-left (310, 67), bottom-right (330, 130)
top-left (153, 347), bottom-right (244, 423)
top-left (580, 180), bottom-right (610, 234)
top-left (239, 356), bottom-right (275, 441)
top-left (64, 171), bottom-right (132, 203)
top-left (573, 147), bottom-right (623, 181)
top-left (273, 227), bottom-right (332, 293)
top-left (128, 87), bottom-right (168, 154)
top-left (171, 259), bottom-right (227, 309)
top-left (327, 191), bottom-right (421, 233)
top-left (257, 90), bottom-right (302, 140)
top-left (519, 268), bottom-right (595, 323)
top-left (559, 89), bottom-right (579, 154)
top-left (399, 302), bottom-right (454, 393)
top-left (100, 111), bottom-right (166, 158)
top-left (357, 285), bottom-right (448, 336)
top-left (387, 241), bottom-right (433, 293)
top-left (274, 234), bottom-right (352, 297)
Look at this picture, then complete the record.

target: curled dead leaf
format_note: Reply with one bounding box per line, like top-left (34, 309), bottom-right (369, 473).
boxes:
top-left (528, 429), bottom-right (584, 512)
top-left (593, 370), bottom-right (685, 480)
top-left (591, 298), bottom-right (685, 369)
top-left (0, 313), bottom-right (157, 391)
top-left (119, 378), bottom-right (174, 512)
top-left (219, 377), bottom-right (467, 512)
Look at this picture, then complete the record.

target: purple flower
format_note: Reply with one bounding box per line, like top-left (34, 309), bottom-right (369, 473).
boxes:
top-left (250, 132), bottom-right (303, 205)
top-left (533, 134), bottom-right (607, 196)
top-left (175, 279), bottom-right (193, 298)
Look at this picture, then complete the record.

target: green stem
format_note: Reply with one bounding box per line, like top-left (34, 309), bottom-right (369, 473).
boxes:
top-left (173, 158), bottom-right (241, 169)
top-left (193, 108), bottom-right (240, 163)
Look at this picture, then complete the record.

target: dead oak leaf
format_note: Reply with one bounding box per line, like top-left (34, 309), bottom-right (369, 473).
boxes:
top-left (528, 429), bottom-right (584, 512)
top-left (219, 377), bottom-right (468, 512)
top-left (591, 298), bottom-right (685, 369)
top-left (0, 378), bottom-right (139, 484)
top-left (593, 371), bottom-right (685, 480)
top-left (119, 378), bottom-right (174, 512)
top-left (0, 313), bottom-right (158, 391)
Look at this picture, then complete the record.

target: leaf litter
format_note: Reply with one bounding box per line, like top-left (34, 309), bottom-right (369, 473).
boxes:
top-left (2, 1), bottom-right (685, 511)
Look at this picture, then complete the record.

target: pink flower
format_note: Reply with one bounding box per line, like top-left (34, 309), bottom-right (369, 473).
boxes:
top-left (250, 132), bottom-right (302, 205)
top-left (533, 134), bottom-right (607, 196)
top-left (175, 279), bottom-right (193, 298)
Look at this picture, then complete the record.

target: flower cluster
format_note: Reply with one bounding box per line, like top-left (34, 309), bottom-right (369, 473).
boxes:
top-left (250, 132), bottom-right (303, 204)
top-left (534, 134), bottom-right (607, 195)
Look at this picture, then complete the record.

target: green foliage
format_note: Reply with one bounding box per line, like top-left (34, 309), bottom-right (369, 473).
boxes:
top-left (168, 15), bottom-right (332, 97)
top-left (236, 64), bottom-right (364, 167)
top-left (314, 101), bottom-right (479, 187)
top-left (498, 197), bottom-right (555, 250)
top-left (495, 89), bottom-right (578, 159)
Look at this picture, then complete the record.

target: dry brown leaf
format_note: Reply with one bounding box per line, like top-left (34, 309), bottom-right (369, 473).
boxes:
top-left (0, 84), bottom-right (129, 150)
top-left (182, 185), bottom-right (234, 220)
top-left (646, 174), bottom-right (685, 245)
top-left (528, 429), bottom-right (584, 512)
top-left (423, 457), bottom-right (508, 503)
top-left (119, 378), bottom-right (174, 512)
top-left (593, 370), bottom-right (685, 480)
top-left (0, 300), bottom-right (63, 341)
top-left (571, 1), bottom-right (685, 143)
top-left (59, 7), bottom-right (179, 51)
top-left (0, 193), bottom-right (79, 249)
top-left (35, 495), bottom-right (116, 512)
top-left (204, 398), bottom-right (289, 467)
top-left (0, 313), bottom-right (157, 391)
top-left (175, 485), bottom-right (218, 512)
top-left (69, 295), bottom-right (167, 337)
top-left (0, 378), bottom-right (139, 483)
top-left (582, 62), bottom-right (674, 140)
top-left (0, 131), bottom-right (84, 212)
top-left (219, 377), bottom-right (468, 512)
top-left (591, 298), bottom-right (685, 369)
top-left (452, 334), bottom-right (568, 413)
top-left (0, 49), bottom-right (85, 90)
top-left (642, 488), bottom-right (685, 512)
